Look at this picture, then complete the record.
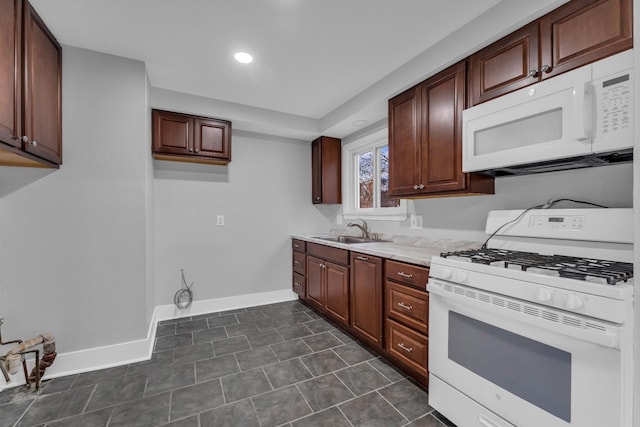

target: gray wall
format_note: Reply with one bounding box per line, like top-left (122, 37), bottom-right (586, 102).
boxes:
top-left (0, 46), bottom-right (152, 352)
top-left (153, 131), bottom-right (332, 305)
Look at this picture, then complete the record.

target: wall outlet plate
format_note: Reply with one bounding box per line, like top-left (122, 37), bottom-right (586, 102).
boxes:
top-left (216, 215), bottom-right (224, 226)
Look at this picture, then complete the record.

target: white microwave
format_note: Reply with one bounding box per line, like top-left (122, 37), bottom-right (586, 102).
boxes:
top-left (462, 50), bottom-right (633, 176)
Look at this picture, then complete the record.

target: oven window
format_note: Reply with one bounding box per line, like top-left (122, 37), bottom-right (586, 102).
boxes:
top-left (448, 311), bottom-right (571, 422)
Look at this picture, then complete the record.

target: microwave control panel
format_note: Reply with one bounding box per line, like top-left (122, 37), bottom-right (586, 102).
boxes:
top-left (600, 74), bottom-right (631, 134)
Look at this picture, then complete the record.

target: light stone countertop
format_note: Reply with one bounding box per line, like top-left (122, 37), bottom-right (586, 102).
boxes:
top-left (291, 233), bottom-right (482, 267)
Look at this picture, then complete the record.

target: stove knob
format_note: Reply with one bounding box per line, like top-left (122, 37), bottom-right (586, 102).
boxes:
top-left (535, 288), bottom-right (552, 303)
top-left (439, 268), bottom-right (452, 280)
top-left (453, 270), bottom-right (468, 284)
top-left (565, 294), bottom-right (584, 310)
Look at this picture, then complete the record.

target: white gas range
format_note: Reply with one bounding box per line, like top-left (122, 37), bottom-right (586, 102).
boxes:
top-left (427, 208), bottom-right (634, 427)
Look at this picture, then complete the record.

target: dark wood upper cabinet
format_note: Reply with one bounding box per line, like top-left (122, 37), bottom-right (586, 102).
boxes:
top-left (469, 22), bottom-right (540, 106)
top-left (311, 136), bottom-right (341, 204)
top-left (388, 87), bottom-right (422, 196)
top-left (389, 61), bottom-right (494, 198)
top-left (469, 0), bottom-right (632, 105)
top-left (152, 109), bottom-right (231, 165)
top-left (0, 0), bottom-right (22, 150)
top-left (539, 0), bottom-right (632, 79)
top-left (0, 0), bottom-right (61, 168)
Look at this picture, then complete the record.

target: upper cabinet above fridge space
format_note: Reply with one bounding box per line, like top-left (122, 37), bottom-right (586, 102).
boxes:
top-left (0, 0), bottom-right (62, 168)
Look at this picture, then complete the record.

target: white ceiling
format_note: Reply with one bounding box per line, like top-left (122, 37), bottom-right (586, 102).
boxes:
top-left (29, 0), bottom-right (564, 140)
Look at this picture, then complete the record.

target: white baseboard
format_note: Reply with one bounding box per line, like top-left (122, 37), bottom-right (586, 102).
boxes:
top-left (0, 288), bottom-right (297, 391)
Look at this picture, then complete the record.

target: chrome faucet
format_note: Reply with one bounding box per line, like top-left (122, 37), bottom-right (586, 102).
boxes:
top-left (347, 218), bottom-right (369, 239)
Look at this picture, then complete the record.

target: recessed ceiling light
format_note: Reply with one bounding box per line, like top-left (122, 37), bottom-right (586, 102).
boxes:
top-left (234, 52), bottom-right (253, 64)
top-left (352, 120), bottom-right (368, 127)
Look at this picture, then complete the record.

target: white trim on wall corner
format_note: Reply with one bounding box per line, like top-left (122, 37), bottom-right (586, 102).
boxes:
top-left (0, 289), bottom-right (298, 392)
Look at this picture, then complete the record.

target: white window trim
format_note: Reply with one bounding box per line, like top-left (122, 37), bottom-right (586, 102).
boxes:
top-left (342, 127), bottom-right (407, 221)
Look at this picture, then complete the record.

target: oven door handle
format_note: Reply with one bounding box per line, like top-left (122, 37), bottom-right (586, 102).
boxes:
top-left (427, 280), bottom-right (620, 349)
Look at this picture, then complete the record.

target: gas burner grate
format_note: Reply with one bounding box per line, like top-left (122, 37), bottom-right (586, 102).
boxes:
top-left (440, 249), bottom-right (633, 285)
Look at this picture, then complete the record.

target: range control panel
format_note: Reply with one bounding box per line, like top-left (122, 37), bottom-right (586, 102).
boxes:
top-left (529, 215), bottom-right (585, 230)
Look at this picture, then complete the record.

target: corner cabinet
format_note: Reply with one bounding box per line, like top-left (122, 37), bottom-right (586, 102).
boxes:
top-left (292, 239), bottom-right (307, 297)
top-left (469, 0), bottom-right (632, 106)
top-left (152, 109), bottom-right (231, 165)
top-left (0, 0), bottom-right (62, 168)
top-left (311, 136), bottom-right (341, 204)
top-left (388, 61), bottom-right (494, 198)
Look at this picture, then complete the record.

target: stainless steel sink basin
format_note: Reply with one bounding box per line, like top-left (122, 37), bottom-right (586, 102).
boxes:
top-left (312, 235), bottom-right (388, 244)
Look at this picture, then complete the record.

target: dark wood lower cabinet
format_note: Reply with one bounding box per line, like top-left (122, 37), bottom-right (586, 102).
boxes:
top-left (305, 254), bottom-right (349, 328)
top-left (324, 262), bottom-right (349, 326)
top-left (292, 240), bottom-right (430, 388)
top-left (306, 256), bottom-right (325, 312)
top-left (350, 252), bottom-right (383, 349)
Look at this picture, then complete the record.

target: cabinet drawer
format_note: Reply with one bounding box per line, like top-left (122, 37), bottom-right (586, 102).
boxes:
top-left (386, 318), bottom-right (428, 378)
top-left (292, 273), bottom-right (306, 297)
top-left (307, 243), bottom-right (349, 266)
top-left (385, 260), bottom-right (429, 290)
top-left (293, 252), bottom-right (306, 275)
top-left (385, 281), bottom-right (429, 334)
top-left (292, 239), bottom-right (306, 253)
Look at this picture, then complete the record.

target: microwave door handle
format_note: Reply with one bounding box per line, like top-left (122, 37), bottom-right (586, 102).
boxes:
top-left (572, 82), bottom-right (591, 142)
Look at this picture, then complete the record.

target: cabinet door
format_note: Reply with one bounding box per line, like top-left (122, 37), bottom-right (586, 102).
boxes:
top-left (540, 0), bottom-right (632, 80)
top-left (311, 136), bottom-right (341, 204)
top-left (421, 61), bottom-right (466, 193)
top-left (324, 261), bottom-right (349, 327)
top-left (350, 253), bottom-right (382, 348)
top-left (468, 22), bottom-right (540, 106)
top-left (22, 1), bottom-right (62, 164)
top-left (194, 117), bottom-right (231, 161)
top-left (388, 86), bottom-right (422, 197)
top-left (306, 256), bottom-right (324, 312)
top-left (0, 0), bottom-right (21, 148)
top-left (152, 110), bottom-right (193, 156)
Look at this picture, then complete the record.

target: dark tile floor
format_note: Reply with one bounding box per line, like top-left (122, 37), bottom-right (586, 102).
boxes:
top-left (0, 300), bottom-right (454, 427)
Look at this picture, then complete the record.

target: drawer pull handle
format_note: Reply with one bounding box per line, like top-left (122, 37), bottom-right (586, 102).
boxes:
top-left (397, 302), bottom-right (413, 311)
top-left (294, 261), bottom-right (300, 265)
top-left (293, 244), bottom-right (299, 248)
top-left (356, 256), bottom-right (369, 261)
top-left (397, 272), bottom-right (413, 279)
top-left (294, 282), bottom-right (300, 287)
top-left (398, 343), bottom-right (413, 353)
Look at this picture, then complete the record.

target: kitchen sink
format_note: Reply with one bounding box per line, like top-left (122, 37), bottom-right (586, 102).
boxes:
top-left (312, 235), bottom-right (389, 244)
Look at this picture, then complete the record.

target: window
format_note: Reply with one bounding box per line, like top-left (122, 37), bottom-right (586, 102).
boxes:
top-left (343, 127), bottom-right (407, 220)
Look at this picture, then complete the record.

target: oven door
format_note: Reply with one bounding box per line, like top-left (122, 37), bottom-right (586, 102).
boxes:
top-left (427, 279), bottom-right (622, 427)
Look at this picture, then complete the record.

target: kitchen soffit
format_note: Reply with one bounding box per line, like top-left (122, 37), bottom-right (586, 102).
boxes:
top-left (29, 0), bottom-right (567, 139)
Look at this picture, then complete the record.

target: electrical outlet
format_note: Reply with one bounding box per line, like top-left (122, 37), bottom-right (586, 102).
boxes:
top-left (410, 214), bottom-right (423, 229)
top-left (216, 215), bottom-right (224, 226)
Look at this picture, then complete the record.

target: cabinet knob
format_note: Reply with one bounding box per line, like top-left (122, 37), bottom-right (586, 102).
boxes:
top-left (413, 185), bottom-right (419, 190)
top-left (528, 69), bottom-right (539, 78)
top-left (418, 184), bottom-right (425, 190)
top-left (541, 64), bottom-right (552, 73)
top-left (194, 149), bottom-right (199, 153)
top-left (21, 135), bottom-right (29, 143)
top-left (316, 197), bottom-right (321, 201)
top-left (189, 148), bottom-right (193, 152)
top-left (29, 140), bottom-right (38, 147)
